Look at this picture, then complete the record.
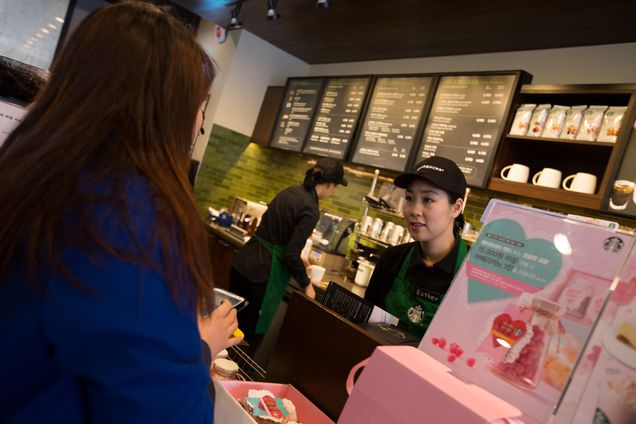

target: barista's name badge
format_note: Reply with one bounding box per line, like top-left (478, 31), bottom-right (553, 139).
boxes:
top-left (415, 288), bottom-right (440, 303)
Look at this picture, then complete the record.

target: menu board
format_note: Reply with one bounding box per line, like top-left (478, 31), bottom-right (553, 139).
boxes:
top-left (351, 76), bottom-right (433, 171)
top-left (605, 120), bottom-right (636, 217)
top-left (302, 77), bottom-right (371, 159)
top-left (269, 78), bottom-right (324, 152)
top-left (417, 74), bottom-right (519, 187)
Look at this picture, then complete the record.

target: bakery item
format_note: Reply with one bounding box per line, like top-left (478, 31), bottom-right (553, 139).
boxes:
top-left (239, 389), bottom-right (301, 424)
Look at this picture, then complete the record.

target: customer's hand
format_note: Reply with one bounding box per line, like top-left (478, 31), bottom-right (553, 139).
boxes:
top-left (198, 300), bottom-right (243, 356)
top-left (305, 283), bottom-right (316, 300)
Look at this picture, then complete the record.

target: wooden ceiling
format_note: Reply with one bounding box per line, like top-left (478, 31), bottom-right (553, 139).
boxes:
top-left (173, 0), bottom-right (636, 64)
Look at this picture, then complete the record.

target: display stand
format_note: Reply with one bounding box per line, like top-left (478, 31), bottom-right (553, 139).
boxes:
top-left (553, 241), bottom-right (636, 423)
top-left (417, 199), bottom-right (635, 422)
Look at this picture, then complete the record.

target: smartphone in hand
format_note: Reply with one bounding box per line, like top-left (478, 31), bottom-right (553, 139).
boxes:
top-left (213, 288), bottom-right (248, 312)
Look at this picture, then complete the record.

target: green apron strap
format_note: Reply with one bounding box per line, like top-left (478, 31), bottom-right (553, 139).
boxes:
top-left (384, 238), bottom-right (466, 338)
top-left (397, 245), bottom-right (415, 280)
top-left (454, 237), bottom-right (468, 275)
top-left (254, 235), bottom-right (291, 335)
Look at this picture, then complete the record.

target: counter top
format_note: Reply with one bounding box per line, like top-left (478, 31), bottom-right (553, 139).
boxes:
top-left (206, 222), bottom-right (247, 250)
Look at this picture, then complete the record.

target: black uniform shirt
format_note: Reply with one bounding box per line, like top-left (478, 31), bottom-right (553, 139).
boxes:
top-left (232, 185), bottom-right (319, 288)
top-left (364, 239), bottom-right (460, 309)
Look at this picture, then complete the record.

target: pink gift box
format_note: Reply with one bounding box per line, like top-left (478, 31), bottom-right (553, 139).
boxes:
top-left (338, 346), bottom-right (522, 424)
top-left (215, 380), bottom-right (335, 424)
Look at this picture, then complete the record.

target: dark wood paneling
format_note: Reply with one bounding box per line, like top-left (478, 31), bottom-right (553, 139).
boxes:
top-left (267, 292), bottom-right (385, 421)
top-left (174, 0), bottom-right (636, 64)
top-left (251, 86), bottom-right (284, 145)
top-left (207, 231), bottom-right (237, 290)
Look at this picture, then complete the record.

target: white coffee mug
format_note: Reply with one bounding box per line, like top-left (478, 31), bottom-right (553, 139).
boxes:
top-left (380, 222), bottom-right (394, 242)
top-left (307, 265), bottom-right (326, 284)
top-left (370, 218), bottom-right (383, 239)
top-left (500, 163), bottom-right (530, 183)
top-left (360, 216), bottom-right (373, 235)
top-left (388, 225), bottom-right (405, 246)
top-left (532, 168), bottom-right (562, 188)
top-left (562, 172), bottom-right (597, 194)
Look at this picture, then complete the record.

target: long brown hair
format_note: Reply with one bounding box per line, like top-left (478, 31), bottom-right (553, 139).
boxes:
top-left (0, 1), bottom-right (215, 310)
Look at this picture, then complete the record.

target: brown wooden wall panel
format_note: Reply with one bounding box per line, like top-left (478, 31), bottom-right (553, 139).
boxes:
top-left (251, 86), bottom-right (284, 146)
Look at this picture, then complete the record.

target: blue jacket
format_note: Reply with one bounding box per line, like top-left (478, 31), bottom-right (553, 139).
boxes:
top-left (0, 176), bottom-right (213, 422)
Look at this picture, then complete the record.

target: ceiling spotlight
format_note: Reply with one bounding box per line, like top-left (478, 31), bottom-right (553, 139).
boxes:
top-left (266, 0), bottom-right (280, 20)
top-left (316, 0), bottom-right (331, 8)
top-left (228, 0), bottom-right (243, 30)
top-left (54, 16), bottom-right (64, 23)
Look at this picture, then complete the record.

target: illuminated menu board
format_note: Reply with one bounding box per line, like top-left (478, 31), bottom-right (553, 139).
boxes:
top-left (302, 76), bottom-right (371, 159)
top-left (270, 78), bottom-right (324, 152)
top-left (416, 73), bottom-right (521, 187)
top-left (351, 76), bottom-right (434, 171)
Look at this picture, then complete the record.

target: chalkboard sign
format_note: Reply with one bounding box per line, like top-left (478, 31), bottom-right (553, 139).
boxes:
top-left (416, 72), bottom-right (527, 187)
top-left (605, 122), bottom-right (636, 217)
top-left (351, 76), bottom-right (434, 171)
top-left (302, 76), bottom-right (371, 159)
top-left (270, 77), bottom-right (324, 152)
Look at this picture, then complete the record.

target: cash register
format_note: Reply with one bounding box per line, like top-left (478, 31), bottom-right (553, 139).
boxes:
top-left (308, 212), bottom-right (355, 273)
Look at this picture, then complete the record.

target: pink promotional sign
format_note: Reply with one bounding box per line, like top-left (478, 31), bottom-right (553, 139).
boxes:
top-left (419, 200), bottom-right (634, 423)
top-left (554, 243), bottom-right (636, 424)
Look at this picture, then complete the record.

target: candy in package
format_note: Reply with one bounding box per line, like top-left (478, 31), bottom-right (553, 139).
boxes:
top-left (559, 105), bottom-right (587, 139)
top-left (576, 105), bottom-right (608, 141)
top-left (541, 105), bottom-right (569, 138)
top-left (509, 104), bottom-right (537, 136)
top-left (597, 106), bottom-right (627, 143)
top-left (527, 104), bottom-right (551, 137)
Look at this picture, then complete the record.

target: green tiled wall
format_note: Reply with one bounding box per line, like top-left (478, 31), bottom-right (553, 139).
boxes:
top-left (195, 125), bottom-right (636, 232)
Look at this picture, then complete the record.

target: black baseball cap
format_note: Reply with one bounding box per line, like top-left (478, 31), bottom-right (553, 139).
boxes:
top-left (394, 156), bottom-right (466, 197)
top-left (315, 158), bottom-right (348, 186)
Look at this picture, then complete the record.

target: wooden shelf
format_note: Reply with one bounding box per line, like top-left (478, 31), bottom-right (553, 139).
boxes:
top-left (505, 134), bottom-right (616, 147)
top-left (364, 201), bottom-right (404, 219)
top-left (357, 232), bottom-right (391, 249)
top-left (488, 177), bottom-right (603, 210)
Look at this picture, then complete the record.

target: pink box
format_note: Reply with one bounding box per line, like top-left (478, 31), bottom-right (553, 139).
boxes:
top-left (215, 380), bottom-right (335, 424)
top-left (338, 346), bottom-right (522, 424)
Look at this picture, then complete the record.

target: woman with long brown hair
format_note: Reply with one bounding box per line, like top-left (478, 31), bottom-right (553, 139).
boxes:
top-left (0, 2), bottom-right (238, 421)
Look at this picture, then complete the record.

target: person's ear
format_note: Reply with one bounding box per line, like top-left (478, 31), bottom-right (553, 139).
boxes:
top-left (451, 198), bottom-right (463, 218)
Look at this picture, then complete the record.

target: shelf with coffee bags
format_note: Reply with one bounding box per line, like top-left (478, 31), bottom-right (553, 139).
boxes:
top-left (489, 84), bottom-right (636, 211)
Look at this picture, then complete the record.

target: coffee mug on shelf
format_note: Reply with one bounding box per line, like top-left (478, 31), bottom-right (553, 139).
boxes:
top-left (500, 163), bottom-right (530, 183)
top-left (388, 225), bottom-right (405, 246)
top-left (379, 222), bottom-right (395, 242)
top-left (360, 215), bottom-right (373, 235)
top-left (532, 168), bottom-right (562, 188)
top-left (562, 172), bottom-right (597, 194)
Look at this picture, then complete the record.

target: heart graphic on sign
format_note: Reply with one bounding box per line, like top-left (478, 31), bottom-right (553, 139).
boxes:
top-left (467, 219), bottom-right (562, 303)
top-left (491, 313), bottom-right (527, 347)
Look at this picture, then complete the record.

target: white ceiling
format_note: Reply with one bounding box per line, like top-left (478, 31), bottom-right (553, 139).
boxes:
top-left (0, 0), bottom-right (69, 70)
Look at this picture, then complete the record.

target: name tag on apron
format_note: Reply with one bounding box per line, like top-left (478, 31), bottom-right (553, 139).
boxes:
top-left (415, 288), bottom-right (441, 304)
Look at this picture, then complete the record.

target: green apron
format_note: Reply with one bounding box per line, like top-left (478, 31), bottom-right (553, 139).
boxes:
top-left (254, 234), bottom-right (291, 335)
top-left (253, 188), bottom-right (317, 335)
top-left (384, 238), bottom-right (468, 338)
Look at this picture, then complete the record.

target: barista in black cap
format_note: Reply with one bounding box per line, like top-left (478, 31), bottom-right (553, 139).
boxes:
top-left (364, 156), bottom-right (467, 338)
top-left (230, 158), bottom-right (348, 348)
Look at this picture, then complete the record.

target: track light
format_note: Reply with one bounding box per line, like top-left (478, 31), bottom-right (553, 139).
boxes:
top-left (316, 0), bottom-right (331, 8)
top-left (266, 0), bottom-right (280, 20)
top-left (228, 0), bottom-right (243, 30)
